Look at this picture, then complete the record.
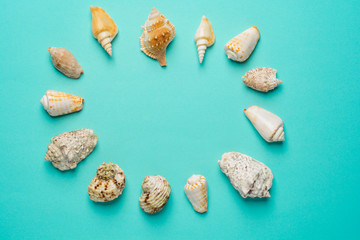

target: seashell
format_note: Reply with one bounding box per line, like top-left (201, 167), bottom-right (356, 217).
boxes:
top-left (194, 16), bottom-right (215, 63)
top-left (139, 175), bottom-right (171, 214)
top-left (90, 6), bottom-right (118, 57)
top-left (243, 68), bottom-right (283, 92)
top-left (184, 175), bottom-right (208, 213)
top-left (48, 47), bottom-right (83, 79)
top-left (88, 162), bottom-right (126, 202)
top-left (44, 129), bottom-right (98, 171)
top-left (244, 106), bottom-right (285, 142)
top-left (140, 7), bottom-right (176, 66)
top-left (40, 90), bottom-right (84, 117)
top-left (218, 152), bottom-right (273, 198)
top-left (224, 26), bottom-right (260, 62)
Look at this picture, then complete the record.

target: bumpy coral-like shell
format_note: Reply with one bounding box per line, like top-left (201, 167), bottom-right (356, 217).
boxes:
top-left (44, 129), bottom-right (98, 171)
top-left (243, 68), bottom-right (283, 92)
top-left (244, 106), bottom-right (285, 142)
top-left (218, 152), bottom-right (273, 198)
top-left (224, 26), bottom-right (260, 62)
top-left (40, 90), bottom-right (84, 117)
top-left (48, 47), bottom-right (83, 78)
top-left (90, 6), bottom-right (118, 56)
top-left (140, 7), bottom-right (176, 66)
top-left (194, 16), bottom-right (215, 63)
top-left (139, 175), bottom-right (171, 214)
top-left (88, 162), bottom-right (126, 202)
top-left (184, 175), bottom-right (208, 213)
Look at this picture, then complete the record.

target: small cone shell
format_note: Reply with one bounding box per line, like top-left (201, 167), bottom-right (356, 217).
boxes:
top-left (184, 175), bottom-right (208, 213)
top-left (224, 26), bottom-right (260, 62)
top-left (139, 175), bottom-right (171, 214)
top-left (88, 162), bottom-right (126, 202)
top-left (244, 106), bottom-right (285, 142)
top-left (140, 7), bottom-right (176, 66)
top-left (194, 16), bottom-right (215, 63)
top-left (90, 6), bottom-right (118, 56)
top-left (40, 90), bottom-right (84, 117)
top-left (48, 47), bottom-right (83, 79)
top-left (243, 68), bottom-right (283, 92)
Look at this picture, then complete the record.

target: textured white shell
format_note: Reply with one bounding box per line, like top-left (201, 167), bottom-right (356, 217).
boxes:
top-left (44, 129), bottom-right (98, 171)
top-left (243, 68), bottom-right (283, 92)
top-left (88, 162), bottom-right (126, 202)
top-left (244, 106), bottom-right (285, 142)
top-left (224, 26), bottom-right (260, 62)
top-left (194, 16), bottom-right (215, 63)
top-left (40, 90), bottom-right (83, 117)
top-left (184, 175), bottom-right (208, 213)
top-left (48, 47), bottom-right (83, 79)
top-left (139, 175), bottom-right (171, 214)
top-left (218, 152), bottom-right (273, 198)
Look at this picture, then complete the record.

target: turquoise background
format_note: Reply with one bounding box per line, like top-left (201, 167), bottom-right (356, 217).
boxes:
top-left (1, 0), bottom-right (359, 239)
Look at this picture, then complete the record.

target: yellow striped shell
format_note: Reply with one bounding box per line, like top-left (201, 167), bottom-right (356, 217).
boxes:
top-left (40, 90), bottom-right (83, 117)
top-left (184, 175), bottom-right (208, 213)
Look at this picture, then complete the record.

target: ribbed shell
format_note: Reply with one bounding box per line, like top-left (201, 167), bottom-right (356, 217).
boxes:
top-left (88, 162), bottom-right (126, 202)
top-left (184, 175), bottom-right (208, 213)
top-left (48, 47), bottom-right (83, 78)
top-left (40, 90), bottom-right (84, 117)
top-left (243, 68), bottom-right (283, 92)
top-left (139, 175), bottom-right (171, 214)
top-left (194, 16), bottom-right (215, 63)
top-left (218, 152), bottom-right (273, 198)
top-left (44, 129), bottom-right (98, 171)
top-left (140, 7), bottom-right (175, 66)
top-left (244, 106), bottom-right (285, 142)
top-left (224, 26), bottom-right (260, 62)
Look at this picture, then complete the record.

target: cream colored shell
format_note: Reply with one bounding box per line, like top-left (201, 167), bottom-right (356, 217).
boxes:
top-left (48, 47), bottom-right (83, 78)
top-left (184, 175), bottom-right (208, 213)
top-left (139, 175), bottom-right (171, 214)
top-left (40, 90), bottom-right (84, 117)
top-left (224, 26), bottom-right (260, 62)
top-left (244, 106), bottom-right (285, 142)
top-left (218, 152), bottom-right (273, 198)
top-left (88, 162), bottom-right (126, 202)
top-left (44, 129), bottom-right (98, 171)
top-left (243, 68), bottom-right (283, 92)
top-left (194, 16), bottom-right (215, 63)
top-left (140, 7), bottom-right (176, 66)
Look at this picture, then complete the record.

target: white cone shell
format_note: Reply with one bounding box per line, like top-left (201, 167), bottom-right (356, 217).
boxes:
top-left (194, 16), bottom-right (215, 63)
top-left (224, 26), bottom-right (260, 62)
top-left (40, 90), bottom-right (83, 117)
top-left (243, 68), bottom-right (283, 92)
top-left (184, 175), bottom-right (208, 213)
top-left (244, 106), bottom-right (285, 142)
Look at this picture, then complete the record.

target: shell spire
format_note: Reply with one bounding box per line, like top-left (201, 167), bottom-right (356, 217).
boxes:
top-left (184, 175), bottom-right (208, 213)
top-left (90, 6), bottom-right (118, 56)
top-left (48, 47), bottom-right (83, 78)
top-left (194, 16), bottom-right (215, 63)
top-left (243, 68), bottom-right (283, 92)
top-left (40, 90), bottom-right (84, 117)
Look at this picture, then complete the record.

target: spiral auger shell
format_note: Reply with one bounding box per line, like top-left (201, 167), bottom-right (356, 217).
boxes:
top-left (194, 16), bottom-right (215, 64)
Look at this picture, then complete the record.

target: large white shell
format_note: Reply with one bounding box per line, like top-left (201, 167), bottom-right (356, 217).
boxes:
top-left (244, 106), bottom-right (285, 142)
top-left (224, 26), bottom-right (260, 62)
top-left (184, 175), bottom-right (208, 213)
top-left (48, 47), bottom-right (83, 78)
top-left (40, 90), bottom-right (84, 117)
top-left (88, 162), bottom-right (126, 202)
top-left (194, 16), bottom-right (215, 63)
top-left (218, 152), bottom-right (273, 198)
top-left (243, 68), bottom-right (283, 92)
top-left (44, 129), bottom-right (98, 171)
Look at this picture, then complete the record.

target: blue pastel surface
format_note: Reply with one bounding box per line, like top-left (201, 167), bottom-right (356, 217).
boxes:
top-left (1, 0), bottom-right (359, 239)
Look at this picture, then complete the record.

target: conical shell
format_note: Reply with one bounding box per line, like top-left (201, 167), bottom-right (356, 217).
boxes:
top-left (90, 6), bottom-right (118, 57)
top-left (243, 68), bottom-right (283, 92)
top-left (218, 152), bottom-right (273, 198)
top-left (48, 47), bottom-right (83, 78)
top-left (140, 7), bottom-right (176, 66)
top-left (194, 16), bottom-right (215, 64)
top-left (88, 162), bottom-right (126, 202)
top-left (139, 175), bottom-right (171, 214)
top-left (40, 90), bottom-right (84, 117)
top-left (224, 26), bottom-right (260, 62)
top-left (244, 106), bottom-right (285, 142)
top-left (184, 175), bottom-right (208, 213)
top-left (44, 129), bottom-right (98, 171)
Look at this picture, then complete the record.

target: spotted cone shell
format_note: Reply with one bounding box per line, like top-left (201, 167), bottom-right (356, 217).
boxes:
top-left (88, 162), bottom-right (126, 202)
top-left (243, 68), bottom-right (283, 92)
top-left (40, 90), bottom-right (84, 117)
top-left (48, 47), bottom-right (83, 79)
top-left (140, 7), bottom-right (175, 66)
top-left (139, 175), bottom-right (171, 214)
top-left (184, 175), bottom-right (208, 213)
top-left (44, 129), bottom-right (98, 171)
